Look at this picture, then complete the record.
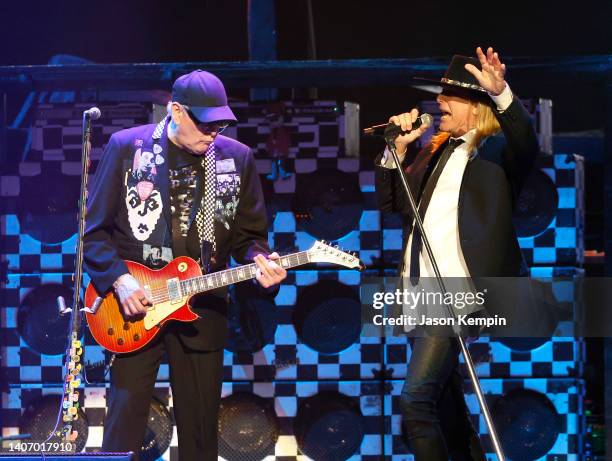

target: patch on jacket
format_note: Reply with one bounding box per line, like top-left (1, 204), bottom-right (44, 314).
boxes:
top-left (124, 146), bottom-right (166, 241)
top-left (215, 173), bottom-right (241, 229)
top-left (216, 158), bottom-right (236, 174)
top-left (132, 148), bottom-right (164, 185)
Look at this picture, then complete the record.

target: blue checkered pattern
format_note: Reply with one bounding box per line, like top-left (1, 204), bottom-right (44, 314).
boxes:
top-left (0, 102), bottom-right (153, 273)
top-left (1, 271), bottom-right (381, 386)
top-left (265, 158), bottom-right (381, 268)
top-left (225, 101), bottom-right (350, 160)
top-left (517, 154), bottom-right (585, 266)
top-left (384, 267), bottom-right (585, 379)
top-left (221, 381), bottom-right (383, 460)
top-left (386, 378), bottom-right (584, 460)
top-left (0, 273), bottom-right (171, 385)
top-left (223, 270), bottom-right (383, 382)
top-left (2, 381), bottom-right (383, 460)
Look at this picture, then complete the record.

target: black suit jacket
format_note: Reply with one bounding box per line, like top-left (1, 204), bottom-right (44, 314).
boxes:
top-left (84, 118), bottom-right (271, 351)
top-left (375, 97), bottom-right (539, 279)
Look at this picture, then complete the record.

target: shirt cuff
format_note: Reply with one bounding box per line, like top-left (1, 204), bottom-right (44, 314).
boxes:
top-left (380, 147), bottom-right (399, 169)
top-left (488, 83), bottom-right (513, 112)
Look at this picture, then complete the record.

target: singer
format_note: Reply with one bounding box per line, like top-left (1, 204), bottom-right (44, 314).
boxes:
top-left (375, 47), bottom-right (538, 460)
top-left (83, 70), bottom-right (286, 461)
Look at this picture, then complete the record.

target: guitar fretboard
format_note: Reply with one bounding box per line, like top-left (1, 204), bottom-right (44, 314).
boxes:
top-left (178, 250), bottom-right (311, 296)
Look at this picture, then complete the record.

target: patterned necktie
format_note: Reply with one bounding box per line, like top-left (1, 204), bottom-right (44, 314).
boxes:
top-left (194, 142), bottom-right (217, 252)
top-left (409, 137), bottom-right (464, 285)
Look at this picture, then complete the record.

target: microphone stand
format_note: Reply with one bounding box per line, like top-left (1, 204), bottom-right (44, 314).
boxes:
top-left (55, 108), bottom-right (100, 444)
top-left (384, 134), bottom-right (507, 461)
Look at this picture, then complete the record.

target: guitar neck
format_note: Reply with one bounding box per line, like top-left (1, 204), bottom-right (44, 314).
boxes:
top-left (179, 250), bottom-right (311, 296)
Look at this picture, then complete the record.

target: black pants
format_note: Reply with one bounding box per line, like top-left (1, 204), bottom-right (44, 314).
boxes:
top-left (101, 325), bottom-right (223, 461)
top-left (400, 335), bottom-right (486, 460)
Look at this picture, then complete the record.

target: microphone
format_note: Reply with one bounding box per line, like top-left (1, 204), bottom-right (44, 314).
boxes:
top-left (83, 107), bottom-right (101, 120)
top-left (363, 113), bottom-right (433, 138)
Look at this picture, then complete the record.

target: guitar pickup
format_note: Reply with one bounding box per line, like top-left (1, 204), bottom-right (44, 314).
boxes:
top-left (167, 278), bottom-right (182, 304)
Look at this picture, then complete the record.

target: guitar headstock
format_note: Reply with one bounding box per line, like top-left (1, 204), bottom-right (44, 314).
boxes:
top-left (307, 241), bottom-right (364, 270)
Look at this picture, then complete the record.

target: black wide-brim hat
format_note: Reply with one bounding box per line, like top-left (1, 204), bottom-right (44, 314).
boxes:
top-left (416, 55), bottom-right (487, 94)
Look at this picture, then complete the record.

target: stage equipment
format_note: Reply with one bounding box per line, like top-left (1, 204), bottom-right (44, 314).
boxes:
top-left (292, 279), bottom-right (361, 354)
top-left (225, 282), bottom-right (278, 353)
top-left (19, 394), bottom-right (88, 452)
top-left (293, 391), bottom-right (365, 461)
top-left (140, 397), bottom-right (173, 461)
top-left (17, 283), bottom-right (73, 356)
top-left (52, 107), bottom-right (100, 444)
top-left (0, 455), bottom-right (133, 460)
top-left (387, 378), bottom-right (584, 459)
top-left (292, 168), bottom-right (364, 241)
top-left (492, 388), bottom-right (561, 460)
top-left (515, 154), bottom-right (584, 267)
top-left (218, 392), bottom-right (279, 461)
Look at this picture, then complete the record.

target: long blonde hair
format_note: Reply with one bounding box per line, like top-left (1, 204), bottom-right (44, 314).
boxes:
top-left (429, 100), bottom-right (501, 155)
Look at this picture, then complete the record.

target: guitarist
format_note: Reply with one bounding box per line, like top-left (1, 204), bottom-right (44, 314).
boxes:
top-left (83, 70), bottom-right (286, 461)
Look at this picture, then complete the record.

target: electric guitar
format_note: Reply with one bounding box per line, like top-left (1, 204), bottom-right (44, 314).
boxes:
top-left (84, 241), bottom-right (363, 353)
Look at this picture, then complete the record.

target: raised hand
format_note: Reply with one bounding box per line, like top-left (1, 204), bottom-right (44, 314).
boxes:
top-left (464, 46), bottom-right (507, 96)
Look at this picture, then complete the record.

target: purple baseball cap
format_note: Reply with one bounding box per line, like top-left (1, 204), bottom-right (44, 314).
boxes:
top-left (171, 70), bottom-right (237, 123)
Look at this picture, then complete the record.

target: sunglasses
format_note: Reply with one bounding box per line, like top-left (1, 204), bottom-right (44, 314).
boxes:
top-left (182, 105), bottom-right (230, 134)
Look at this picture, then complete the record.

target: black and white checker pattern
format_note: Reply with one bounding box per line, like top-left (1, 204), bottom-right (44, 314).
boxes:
top-left (265, 157), bottom-right (381, 268)
top-left (1, 273), bottom-right (75, 384)
top-left (384, 332), bottom-right (584, 381)
top-left (224, 101), bottom-right (349, 160)
top-left (194, 143), bottom-right (217, 251)
top-left (517, 154), bottom-right (585, 267)
top-left (220, 381), bottom-right (383, 460)
top-left (383, 267), bottom-right (585, 379)
top-left (0, 383), bottom-right (176, 459)
top-left (0, 102), bottom-right (153, 273)
top-left (2, 381), bottom-right (383, 460)
top-left (1, 270), bottom-right (378, 386)
top-left (0, 273), bottom-right (170, 386)
top-left (223, 270), bottom-right (382, 382)
top-left (386, 378), bottom-right (584, 460)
